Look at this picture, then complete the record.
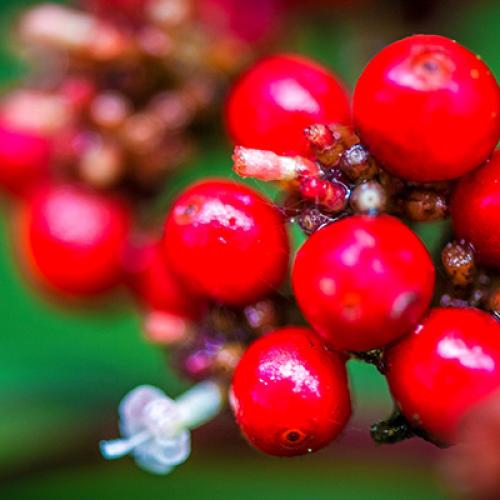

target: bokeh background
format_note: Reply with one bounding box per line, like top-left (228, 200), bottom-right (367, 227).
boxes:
top-left (0, 0), bottom-right (499, 498)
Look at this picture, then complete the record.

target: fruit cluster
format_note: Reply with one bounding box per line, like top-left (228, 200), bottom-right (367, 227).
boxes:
top-left (0, 0), bottom-right (285, 301)
top-left (1, 2), bottom-right (500, 480)
top-left (226, 34), bottom-right (500, 455)
top-left (101, 34), bottom-right (500, 473)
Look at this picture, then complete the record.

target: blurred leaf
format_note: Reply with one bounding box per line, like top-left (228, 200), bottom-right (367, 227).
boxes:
top-left (1, 455), bottom-right (445, 500)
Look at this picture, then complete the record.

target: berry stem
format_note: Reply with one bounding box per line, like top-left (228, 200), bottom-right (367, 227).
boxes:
top-left (176, 380), bottom-right (224, 429)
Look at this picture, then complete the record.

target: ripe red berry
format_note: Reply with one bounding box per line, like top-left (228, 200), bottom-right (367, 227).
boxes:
top-left (292, 215), bottom-right (435, 351)
top-left (451, 149), bottom-right (500, 269)
top-left (123, 237), bottom-right (206, 320)
top-left (0, 125), bottom-right (51, 197)
top-left (230, 326), bottom-right (351, 456)
top-left (163, 179), bottom-right (289, 306)
top-left (353, 35), bottom-right (500, 182)
top-left (385, 307), bottom-right (500, 444)
top-left (20, 183), bottom-right (130, 296)
top-left (226, 54), bottom-right (351, 156)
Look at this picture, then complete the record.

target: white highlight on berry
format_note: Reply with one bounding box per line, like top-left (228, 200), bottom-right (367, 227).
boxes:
top-left (100, 381), bottom-right (223, 475)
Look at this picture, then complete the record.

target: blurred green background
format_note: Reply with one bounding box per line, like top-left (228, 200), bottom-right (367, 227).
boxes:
top-left (0, 0), bottom-right (499, 498)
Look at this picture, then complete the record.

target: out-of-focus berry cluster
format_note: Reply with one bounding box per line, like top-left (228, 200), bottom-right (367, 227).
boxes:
top-left (4, 0), bottom-right (278, 195)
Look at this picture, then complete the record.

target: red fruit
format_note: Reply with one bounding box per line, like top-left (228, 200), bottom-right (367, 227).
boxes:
top-left (82, 0), bottom-right (147, 23)
top-left (198, 0), bottom-right (284, 43)
top-left (226, 54), bottom-right (351, 156)
top-left (123, 237), bottom-right (206, 319)
top-left (353, 35), bottom-right (500, 182)
top-left (451, 149), bottom-right (500, 268)
top-left (292, 215), bottom-right (435, 351)
top-left (386, 307), bottom-right (500, 444)
top-left (0, 125), bottom-right (51, 196)
top-left (230, 326), bottom-right (351, 456)
top-left (20, 184), bottom-right (130, 296)
top-left (163, 179), bottom-right (289, 306)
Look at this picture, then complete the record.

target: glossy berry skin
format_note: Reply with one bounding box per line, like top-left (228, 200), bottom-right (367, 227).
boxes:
top-left (163, 179), bottom-right (289, 306)
top-left (386, 308), bottom-right (500, 444)
top-left (230, 327), bottom-right (351, 456)
top-left (226, 54), bottom-right (351, 156)
top-left (451, 149), bottom-right (500, 269)
top-left (353, 35), bottom-right (500, 182)
top-left (0, 125), bottom-right (51, 197)
top-left (293, 215), bottom-right (435, 352)
top-left (123, 238), bottom-right (206, 319)
top-left (21, 184), bottom-right (130, 296)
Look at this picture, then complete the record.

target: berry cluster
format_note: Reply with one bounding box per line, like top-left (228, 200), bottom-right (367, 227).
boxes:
top-left (2, 2), bottom-right (500, 478)
top-left (0, 0), bottom-right (282, 301)
top-left (226, 34), bottom-right (500, 455)
top-left (103, 34), bottom-right (500, 470)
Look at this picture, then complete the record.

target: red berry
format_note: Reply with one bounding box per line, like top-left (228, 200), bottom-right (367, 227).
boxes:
top-left (292, 215), bottom-right (435, 351)
top-left (123, 236), bottom-right (206, 320)
top-left (451, 149), bottom-right (500, 269)
top-left (81, 0), bottom-right (148, 23)
top-left (0, 125), bottom-right (51, 197)
top-left (353, 35), bottom-right (500, 182)
top-left (386, 307), bottom-right (500, 444)
top-left (163, 179), bottom-right (289, 306)
top-left (198, 0), bottom-right (284, 43)
top-left (230, 326), bottom-right (351, 456)
top-left (20, 184), bottom-right (130, 296)
top-left (226, 54), bottom-right (351, 156)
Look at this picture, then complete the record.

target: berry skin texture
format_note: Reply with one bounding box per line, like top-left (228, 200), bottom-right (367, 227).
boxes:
top-left (353, 35), bottom-right (500, 182)
top-left (163, 179), bottom-right (289, 306)
top-left (292, 215), bottom-right (435, 352)
top-left (451, 149), bottom-right (500, 269)
top-left (0, 125), bottom-right (51, 197)
top-left (20, 184), bottom-right (130, 296)
top-left (226, 54), bottom-right (351, 157)
top-left (385, 308), bottom-right (500, 445)
top-left (123, 238), bottom-right (206, 320)
top-left (230, 327), bottom-right (351, 456)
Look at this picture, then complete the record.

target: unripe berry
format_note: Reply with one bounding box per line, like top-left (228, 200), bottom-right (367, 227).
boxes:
top-left (386, 307), bottom-right (500, 444)
top-left (451, 149), bottom-right (500, 269)
top-left (292, 215), bottom-right (435, 351)
top-left (162, 179), bottom-right (289, 306)
top-left (226, 54), bottom-right (350, 156)
top-left (353, 35), bottom-right (500, 182)
top-left (19, 184), bottom-right (130, 296)
top-left (230, 327), bottom-right (351, 456)
top-left (0, 125), bottom-right (51, 197)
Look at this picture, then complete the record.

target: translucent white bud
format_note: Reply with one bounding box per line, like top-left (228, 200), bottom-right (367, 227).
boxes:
top-left (100, 381), bottom-right (223, 475)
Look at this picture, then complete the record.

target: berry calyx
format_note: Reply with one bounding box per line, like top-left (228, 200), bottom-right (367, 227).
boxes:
top-left (451, 149), bottom-right (500, 269)
top-left (385, 307), bottom-right (500, 444)
top-left (226, 54), bottom-right (351, 156)
top-left (0, 124), bottom-right (52, 197)
top-left (292, 214), bottom-right (435, 351)
top-left (19, 183), bottom-right (131, 296)
top-left (353, 35), bottom-right (500, 182)
top-left (230, 326), bottom-right (351, 456)
top-left (162, 179), bottom-right (290, 306)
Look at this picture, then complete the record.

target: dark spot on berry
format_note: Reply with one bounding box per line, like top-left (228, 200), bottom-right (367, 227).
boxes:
top-left (422, 60), bottom-right (439, 72)
top-left (281, 429), bottom-right (307, 446)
